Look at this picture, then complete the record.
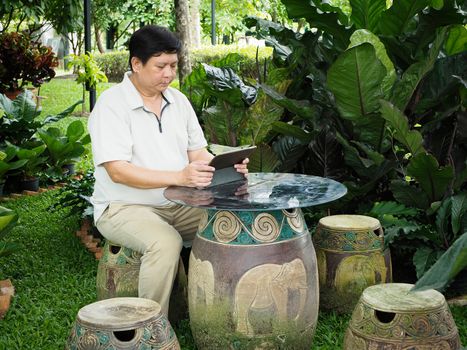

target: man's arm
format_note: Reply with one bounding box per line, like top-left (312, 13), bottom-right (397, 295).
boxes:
top-left (188, 148), bottom-right (214, 163)
top-left (103, 159), bottom-right (215, 189)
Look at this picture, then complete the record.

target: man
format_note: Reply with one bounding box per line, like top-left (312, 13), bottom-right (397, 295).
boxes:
top-left (88, 25), bottom-right (248, 315)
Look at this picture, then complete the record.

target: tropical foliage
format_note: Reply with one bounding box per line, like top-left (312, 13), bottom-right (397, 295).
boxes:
top-left (182, 53), bottom-right (289, 172)
top-left (0, 91), bottom-right (84, 188)
top-left (244, 0), bottom-right (466, 293)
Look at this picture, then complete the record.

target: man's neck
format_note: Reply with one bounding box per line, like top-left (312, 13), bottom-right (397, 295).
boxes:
top-left (129, 73), bottom-right (162, 101)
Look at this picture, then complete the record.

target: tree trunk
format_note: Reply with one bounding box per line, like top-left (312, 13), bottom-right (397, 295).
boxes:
top-left (175, 0), bottom-right (192, 88)
top-left (94, 23), bottom-right (105, 53)
top-left (189, 0), bottom-right (201, 48)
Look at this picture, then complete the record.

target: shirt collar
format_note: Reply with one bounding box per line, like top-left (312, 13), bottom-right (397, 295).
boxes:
top-left (122, 71), bottom-right (175, 110)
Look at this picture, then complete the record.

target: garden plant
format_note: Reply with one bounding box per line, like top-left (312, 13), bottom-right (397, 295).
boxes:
top-left (244, 0), bottom-right (466, 296)
top-left (0, 0), bottom-right (466, 348)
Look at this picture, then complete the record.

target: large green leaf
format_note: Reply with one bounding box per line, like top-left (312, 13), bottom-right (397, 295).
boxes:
top-left (369, 201), bottom-right (419, 217)
top-left (38, 126), bottom-right (85, 166)
top-left (413, 246), bottom-right (440, 278)
top-left (451, 193), bottom-right (467, 235)
top-left (380, 100), bottom-right (424, 156)
top-left (273, 136), bottom-right (307, 173)
top-left (11, 90), bottom-right (39, 122)
top-left (414, 52), bottom-right (466, 114)
top-left (445, 24), bottom-right (467, 56)
top-left (281, 0), bottom-right (351, 50)
top-left (412, 232), bottom-right (467, 291)
top-left (202, 104), bottom-right (248, 147)
top-left (43, 99), bottom-right (83, 124)
top-left (261, 84), bottom-right (318, 122)
top-left (242, 89), bottom-right (284, 145)
top-left (435, 197), bottom-right (452, 245)
top-left (248, 144), bottom-right (280, 172)
top-left (390, 27), bottom-right (448, 111)
top-left (348, 29), bottom-right (396, 98)
top-left (383, 218), bottom-right (420, 246)
top-left (390, 179), bottom-right (431, 209)
top-left (271, 121), bottom-right (312, 143)
top-left (0, 206), bottom-right (18, 239)
top-left (66, 120), bottom-right (85, 143)
top-left (327, 43), bottom-right (386, 122)
top-left (0, 159), bottom-right (28, 179)
top-left (414, 1), bottom-right (465, 60)
top-left (378, 0), bottom-right (430, 36)
top-left (202, 64), bottom-right (257, 107)
top-left (349, 0), bottom-right (386, 32)
top-left (0, 93), bottom-right (14, 114)
top-left (407, 153), bottom-right (454, 203)
top-left (307, 129), bottom-right (345, 179)
top-left (335, 132), bottom-right (394, 180)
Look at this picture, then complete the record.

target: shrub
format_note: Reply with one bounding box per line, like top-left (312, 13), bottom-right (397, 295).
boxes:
top-left (0, 32), bottom-right (58, 94)
top-left (94, 51), bottom-right (129, 83)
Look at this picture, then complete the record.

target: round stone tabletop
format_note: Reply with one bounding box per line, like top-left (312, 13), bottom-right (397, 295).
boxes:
top-left (164, 173), bottom-right (347, 211)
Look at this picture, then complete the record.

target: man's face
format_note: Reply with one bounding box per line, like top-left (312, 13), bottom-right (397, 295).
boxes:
top-left (133, 53), bottom-right (178, 93)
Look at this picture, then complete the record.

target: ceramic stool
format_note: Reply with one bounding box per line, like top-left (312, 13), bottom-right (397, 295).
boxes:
top-left (313, 215), bottom-right (392, 313)
top-left (96, 241), bottom-right (142, 300)
top-left (343, 283), bottom-right (461, 349)
top-left (66, 297), bottom-right (180, 349)
top-left (96, 241), bottom-right (189, 324)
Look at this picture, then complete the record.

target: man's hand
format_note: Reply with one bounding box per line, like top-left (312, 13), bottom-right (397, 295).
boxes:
top-left (179, 160), bottom-right (215, 188)
top-left (234, 158), bottom-right (249, 176)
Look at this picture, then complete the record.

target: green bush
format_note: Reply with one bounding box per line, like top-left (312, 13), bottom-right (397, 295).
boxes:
top-left (94, 51), bottom-right (129, 83)
top-left (94, 45), bottom-right (273, 83)
top-left (191, 45), bottom-right (273, 79)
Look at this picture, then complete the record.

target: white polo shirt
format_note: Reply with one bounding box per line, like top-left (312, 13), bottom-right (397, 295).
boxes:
top-left (89, 72), bottom-right (208, 222)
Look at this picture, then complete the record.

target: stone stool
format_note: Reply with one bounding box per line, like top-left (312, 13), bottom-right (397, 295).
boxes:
top-left (96, 241), bottom-right (142, 300)
top-left (313, 215), bottom-right (392, 313)
top-left (66, 297), bottom-right (180, 349)
top-left (96, 241), bottom-right (188, 324)
top-left (343, 283), bottom-right (461, 349)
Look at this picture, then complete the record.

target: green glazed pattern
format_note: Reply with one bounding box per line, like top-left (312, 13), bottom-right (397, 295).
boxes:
top-left (313, 228), bottom-right (383, 252)
top-left (197, 208), bottom-right (308, 245)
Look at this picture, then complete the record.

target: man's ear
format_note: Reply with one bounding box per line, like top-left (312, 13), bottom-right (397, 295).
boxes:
top-left (131, 57), bottom-right (142, 72)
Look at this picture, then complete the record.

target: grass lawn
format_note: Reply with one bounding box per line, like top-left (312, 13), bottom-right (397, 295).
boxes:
top-left (39, 76), bottom-right (114, 118)
top-left (0, 192), bottom-right (465, 349)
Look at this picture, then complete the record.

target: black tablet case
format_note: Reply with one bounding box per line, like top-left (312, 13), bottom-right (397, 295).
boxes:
top-left (208, 147), bottom-right (256, 187)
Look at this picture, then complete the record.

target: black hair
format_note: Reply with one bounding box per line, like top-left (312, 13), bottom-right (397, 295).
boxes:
top-left (128, 25), bottom-right (181, 71)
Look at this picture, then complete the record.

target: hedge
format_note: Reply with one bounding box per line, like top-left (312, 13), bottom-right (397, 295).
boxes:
top-left (94, 45), bottom-right (273, 83)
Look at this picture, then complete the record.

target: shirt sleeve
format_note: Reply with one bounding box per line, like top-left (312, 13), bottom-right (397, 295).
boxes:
top-left (88, 93), bottom-right (133, 167)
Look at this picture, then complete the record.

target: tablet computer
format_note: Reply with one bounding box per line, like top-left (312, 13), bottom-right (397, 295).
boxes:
top-left (208, 146), bottom-right (256, 187)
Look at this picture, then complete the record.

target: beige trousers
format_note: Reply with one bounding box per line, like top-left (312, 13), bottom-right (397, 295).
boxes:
top-left (96, 202), bottom-right (203, 315)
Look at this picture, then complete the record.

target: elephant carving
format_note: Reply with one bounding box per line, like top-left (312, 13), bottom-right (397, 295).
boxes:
top-left (234, 258), bottom-right (308, 336)
top-left (188, 254), bottom-right (215, 307)
top-left (335, 253), bottom-right (387, 296)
